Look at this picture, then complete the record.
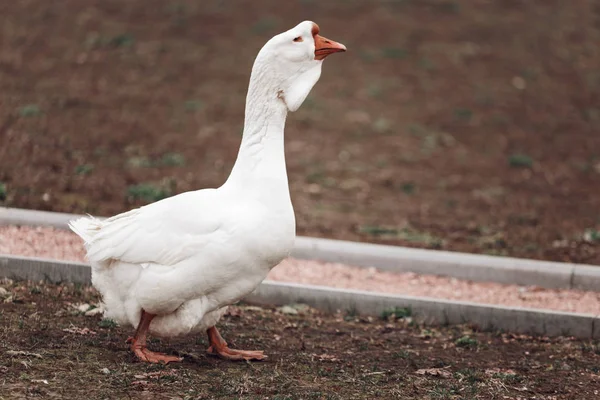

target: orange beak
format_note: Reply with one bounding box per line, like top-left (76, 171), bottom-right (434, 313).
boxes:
top-left (314, 34), bottom-right (347, 60)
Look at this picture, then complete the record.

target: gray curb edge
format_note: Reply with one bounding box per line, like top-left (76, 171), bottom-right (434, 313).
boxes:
top-left (1, 254), bottom-right (599, 339)
top-left (2, 207), bottom-right (599, 291)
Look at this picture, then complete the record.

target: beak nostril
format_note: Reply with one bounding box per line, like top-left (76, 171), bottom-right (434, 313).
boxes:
top-left (324, 40), bottom-right (331, 44)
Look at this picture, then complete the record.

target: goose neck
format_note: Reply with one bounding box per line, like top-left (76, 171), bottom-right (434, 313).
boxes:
top-left (225, 77), bottom-right (290, 188)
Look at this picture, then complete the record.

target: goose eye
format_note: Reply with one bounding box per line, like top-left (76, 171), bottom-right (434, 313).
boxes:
top-left (293, 36), bottom-right (303, 43)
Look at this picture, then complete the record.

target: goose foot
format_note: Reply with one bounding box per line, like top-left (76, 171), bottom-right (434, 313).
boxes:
top-left (127, 310), bottom-right (183, 364)
top-left (206, 326), bottom-right (267, 361)
top-left (127, 337), bottom-right (182, 364)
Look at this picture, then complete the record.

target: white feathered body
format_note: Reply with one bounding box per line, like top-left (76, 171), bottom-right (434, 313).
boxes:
top-left (69, 20), bottom-right (332, 340)
top-left (70, 183), bottom-right (295, 338)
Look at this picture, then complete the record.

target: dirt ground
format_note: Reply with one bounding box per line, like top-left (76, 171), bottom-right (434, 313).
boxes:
top-left (0, 0), bottom-right (599, 264)
top-left (0, 280), bottom-right (599, 400)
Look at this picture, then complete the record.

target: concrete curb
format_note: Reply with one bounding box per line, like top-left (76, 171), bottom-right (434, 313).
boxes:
top-left (249, 281), bottom-right (600, 339)
top-left (293, 237), bottom-right (584, 290)
top-left (1, 206), bottom-right (599, 291)
top-left (0, 207), bottom-right (85, 230)
top-left (0, 254), bottom-right (91, 284)
top-left (1, 254), bottom-right (598, 339)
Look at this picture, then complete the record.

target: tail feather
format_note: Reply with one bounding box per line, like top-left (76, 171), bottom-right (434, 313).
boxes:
top-left (69, 216), bottom-right (103, 245)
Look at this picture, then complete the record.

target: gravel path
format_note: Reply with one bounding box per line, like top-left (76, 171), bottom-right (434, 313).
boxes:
top-left (1, 225), bottom-right (599, 315)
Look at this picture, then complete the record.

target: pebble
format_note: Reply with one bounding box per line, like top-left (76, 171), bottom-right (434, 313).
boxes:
top-left (278, 305), bottom-right (298, 315)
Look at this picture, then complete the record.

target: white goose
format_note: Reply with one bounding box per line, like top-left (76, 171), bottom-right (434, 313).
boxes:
top-left (70, 21), bottom-right (346, 364)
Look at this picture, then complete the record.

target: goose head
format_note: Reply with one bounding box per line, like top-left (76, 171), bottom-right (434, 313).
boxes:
top-left (252, 20), bottom-right (346, 112)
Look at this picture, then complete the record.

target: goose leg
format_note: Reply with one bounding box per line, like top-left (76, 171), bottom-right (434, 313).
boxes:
top-left (206, 326), bottom-right (267, 361)
top-left (126, 310), bottom-right (183, 364)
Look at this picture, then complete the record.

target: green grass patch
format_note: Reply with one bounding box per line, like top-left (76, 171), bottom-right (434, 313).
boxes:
top-left (98, 319), bottom-right (118, 329)
top-left (19, 104), bottom-right (42, 117)
top-left (508, 153), bottom-right (533, 168)
top-left (126, 181), bottom-right (174, 203)
top-left (160, 152), bottom-right (186, 167)
top-left (127, 153), bottom-right (186, 168)
top-left (184, 99), bottom-right (203, 112)
top-left (400, 182), bottom-right (416, 195)
top-left (359, 225), bottom-right (444, 248)
top-left (0, 182), bottom-right (6, 201)
top-left (381, 307), bottom-right (412, 320)
top-left (492, 372), bottom-right (522, 383)
top-left (454, 108), bottom-right (473, 121)
top-left (455, 336), bottom-right (478, 348)
top-left (74, 164), bottom-right (94, 176)
top-left (583, 229), bottom-right (600, 243)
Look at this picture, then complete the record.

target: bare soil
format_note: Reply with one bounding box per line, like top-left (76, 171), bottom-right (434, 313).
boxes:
top-left (1, 280), bottom-right (600, 399)
top-left (3, 225), bottom-right (600, 315)
top-left (0, 0), bottom-right (599, 265)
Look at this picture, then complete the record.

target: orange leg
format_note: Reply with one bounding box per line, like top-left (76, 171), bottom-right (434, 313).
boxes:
top-left (126, 310), bottom-right (182, 364)
top-left (206, 326), bottom-right (266, 361)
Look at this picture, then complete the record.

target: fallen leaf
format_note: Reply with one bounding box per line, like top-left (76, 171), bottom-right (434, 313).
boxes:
top-left (415, 368), bottom-right (451, 378)
top-left (7, 350), bottom-right (43, 359)
top-left (62, 327), bottom-right (97, 335)
top-left (312, 353), bottom-right (340, 362)
top-left (240, 306), bottom-right (263, 312)
top-left (133, 369), bottom-right (178, 380)
top-left (364, 371), bottom-right (386, 376)
top-left (485, 368), bottom-right (517, 376)
top-left (85, 307), bottom-right (104, 317)
top-left (72, 303), bottom-right (92, 313)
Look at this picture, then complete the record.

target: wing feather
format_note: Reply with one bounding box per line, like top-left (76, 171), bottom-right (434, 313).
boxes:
top-left (70, 190), bottom-right (223, 266)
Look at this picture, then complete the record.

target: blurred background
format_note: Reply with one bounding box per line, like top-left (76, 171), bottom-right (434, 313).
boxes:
top-left (0, 0), bottom-right (598, 263)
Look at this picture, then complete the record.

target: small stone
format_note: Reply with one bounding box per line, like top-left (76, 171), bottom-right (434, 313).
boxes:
top-left (101, 368), bottom-right (110, 374)
top-left (552, 240), bottom-right (568, 248)
top-left (307, 183), bottom-right (321, 194)
top-left (290, 303), bottom-right (311, 314)
top-left (0, 287), bottom-right (9, 298)
top-left (512, 76), bottom-right (526, 90)
top-left (278, 305), bottom-right (299, 315)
